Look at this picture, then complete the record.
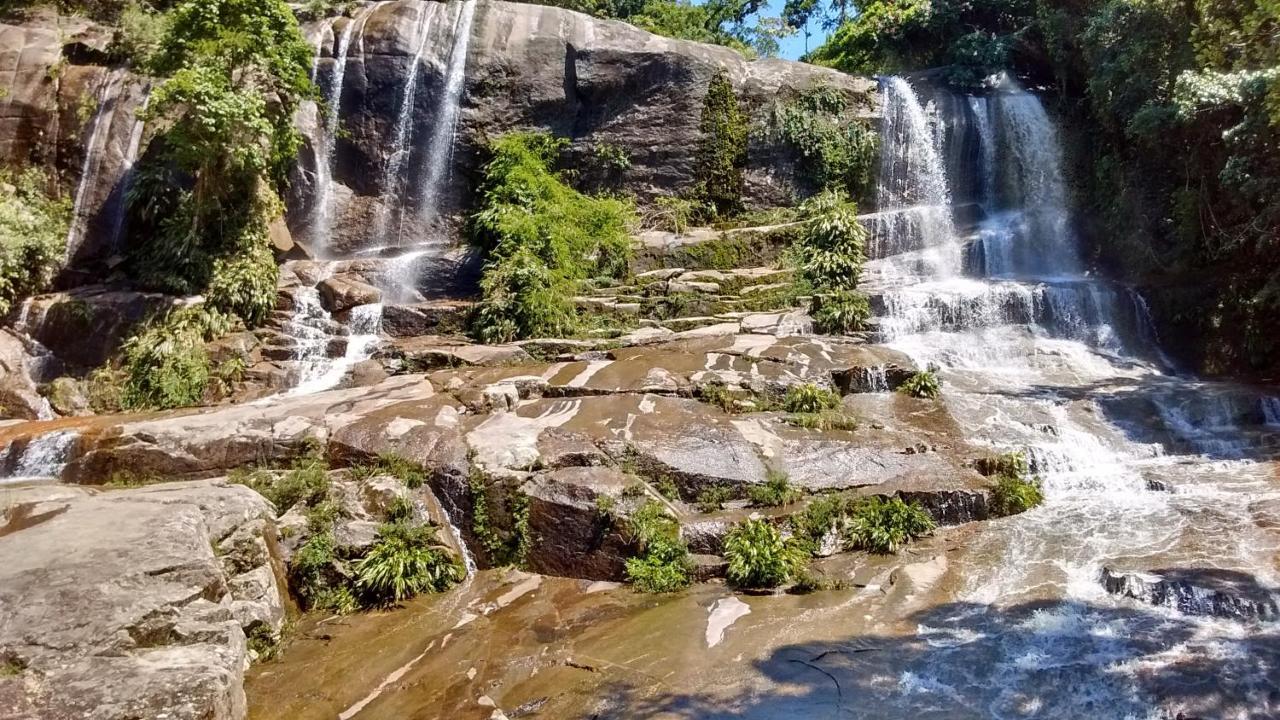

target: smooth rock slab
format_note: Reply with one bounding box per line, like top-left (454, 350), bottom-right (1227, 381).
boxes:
top-left (0, 480), bottom-right (284, 720)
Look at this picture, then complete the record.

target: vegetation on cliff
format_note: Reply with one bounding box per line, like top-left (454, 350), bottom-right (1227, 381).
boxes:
top-left (813, 0), bottom-right (1280, 376)
top-left (695, 70), bottom-right (748, 218)
top-left (0, 168), bottom-right (69, 317)
top-left (623, 500), bottom-right (693, 592)
top-left (469, 131), bottom-right (635, 343)
top-left (724, 518), bottom-right (809, 588)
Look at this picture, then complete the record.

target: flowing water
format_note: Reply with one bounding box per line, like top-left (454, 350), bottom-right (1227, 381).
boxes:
top-left (863, 75), bottom-right (1280, 717)
top-left (311, 3), bottom-right (384, 255)
top-left (0, 430), bottom-right (79, 482)
top-left (415, 0), bottom-right (476, 226)
top-left (65, 68), bottom-right (129, 260)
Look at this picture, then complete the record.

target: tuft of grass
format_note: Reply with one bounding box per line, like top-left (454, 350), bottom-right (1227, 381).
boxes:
top-left (783, 383), bottom-right (841, 414)
top-left (723, 518), bottom-right (808, 589)
top-left (748, 468), bottom-right (803, 507)
top-left (696, 485), bottom-right (734, 513)
top-left (623, 501), bottom-right (692, 593)
top-left (845, 497), bottom-right (935, 554)
top-left (981, 451), bottom-right (1044, 516)
top-left (354, 522), bottom-right (464, 607)
top-left (385, 495), bottom-right (416, 523)
top-left (350, 453), bottom-right (428, 489)
top-left (785, 408), bottom-right (858, 432)
top-left (811, 289), bottom-right (871, 334)
top-left (898, 369), bottom-right (942, 400)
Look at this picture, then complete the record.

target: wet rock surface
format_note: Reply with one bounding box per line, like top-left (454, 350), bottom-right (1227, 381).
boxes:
top-left (1101, 567), bottom-right (1280, 621)
top-left (0, 480), bottom-right (286, 720)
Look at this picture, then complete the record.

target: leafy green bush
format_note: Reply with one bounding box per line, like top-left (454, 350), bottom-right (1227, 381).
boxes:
top-left (749, 468), bottom-right (802, 507)
top-left (846, 497), bottom-right (935, 554)
top-left (623, 500), bottom-right (692, 593)
top-left (791, 189), bottom-right (866, 292)
top-left (790, 493), bottom-right (856, 555)
top-left (724, 518), bottom-right (808, 588)
top-left (765, 83), bottom-right (878, 199)
top-left (812, 288), bottom-right (871, 334)
top-left (469, 132), bottom-right (635, 343)
top-left (695, 70), bottom-right (747, 218)
top-left (290, 530), bottom-right (337, 608)
top-left (354, 522), bottom-right (464, 606)
top-left (110, 0), bottom-right (166, 67)
top-left (898, 369), bottom-right (942, 399)
top-left (125, 0), bottom-right (309, 330)
top-left (206, 241), bottom-right (279, 328)
top-left (120, 305), bottom-right (232, 410)
top-left (232, 449), bottom-right (331, 513)
top-left (0, 168), bottom-right (69, 317)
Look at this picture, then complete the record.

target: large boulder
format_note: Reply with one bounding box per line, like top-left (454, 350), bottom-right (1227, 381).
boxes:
top-left (0, 480), bottom-right (286, 720)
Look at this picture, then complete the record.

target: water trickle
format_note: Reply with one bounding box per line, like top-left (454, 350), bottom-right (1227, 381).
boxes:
top-left (65, 69), bottom-right (129, 259)
top-left (375, 1), bottom-right (442, 243)
top-left (2, 430), bottom-right (79, 481)
top-left (416, 0), bottom-right (477, 226)
top-left (311, 3), bottom-right (384, 255)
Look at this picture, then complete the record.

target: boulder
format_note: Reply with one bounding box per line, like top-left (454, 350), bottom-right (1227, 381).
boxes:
top-left (0, 479), bottom-right (284, 720)
top-left (519, 466), bottom-right (637, 580)
top-left (316, 276), bottom-right (382, 314)
top-left (1101, 567), bottom-right (1280, 621)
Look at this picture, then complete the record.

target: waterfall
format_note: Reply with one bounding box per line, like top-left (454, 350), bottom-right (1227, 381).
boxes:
top-left (65, 68), bottom-right (129, 259)
top-left (374, 1), bottom-right (442, 243)
top-left (416, 0), bottom-right (477, 226)
top-left (1262, 397), bottom-right (1280, 427)
top-left (1, 430), bottom-right (78, 481)
top-left (311, 3), bottom-right (383, 255)
top-left (278, 264), bottom-right (385, 397)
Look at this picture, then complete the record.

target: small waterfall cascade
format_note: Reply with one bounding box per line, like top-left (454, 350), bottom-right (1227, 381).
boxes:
top-left (1, 430), bottom-right (79, 482)
top-left (415, 0), bottom-right (477, 227)
top-left (374, 1), bottom-right (443, 243)
top-left (310, 2), bottom-right (383, 256)
top-left (873, 75), bottom-right (1280, 711)
top-left (869, 77), bottom-right (959, 280)
top-left (65, 68), bottom-right (129, 259)
top-left (279, 263), bottom-right (385, 397)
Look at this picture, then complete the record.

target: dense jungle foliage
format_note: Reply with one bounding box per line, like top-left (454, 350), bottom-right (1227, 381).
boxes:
top-left (812, 0), bottom-right (1280, 376)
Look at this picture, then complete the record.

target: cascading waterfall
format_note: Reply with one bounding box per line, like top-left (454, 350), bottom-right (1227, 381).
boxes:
top-left (65, 68), bottom-right (128, 259)
top-left (1, 430), bottom-right (79, 481)
top-left (311, 3), bottom-right (383, 255)
top-left (872, 75), bottom-right (1280, 713)
top-left (416, 0), bottom-right (477, 226)
top-left (374, 1), bottom-right (441, 243)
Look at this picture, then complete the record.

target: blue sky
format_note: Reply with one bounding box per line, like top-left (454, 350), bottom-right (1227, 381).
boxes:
top-left (765, 0), bottom-right (831, 60)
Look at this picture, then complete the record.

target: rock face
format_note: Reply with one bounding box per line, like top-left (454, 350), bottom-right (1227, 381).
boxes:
top-left (0, 480), bottom-right (287, 720)
top-left (289, 0), bottom-right (877, 258)
top-left (1101, 567), bottom-right (1280, 621)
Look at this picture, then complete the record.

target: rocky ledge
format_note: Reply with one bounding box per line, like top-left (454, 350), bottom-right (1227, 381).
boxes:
top-left (0, 481), bottom-right (287, 720)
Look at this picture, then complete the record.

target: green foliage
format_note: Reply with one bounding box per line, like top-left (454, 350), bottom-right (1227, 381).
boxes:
top-left (791, 189), bottom-right (866, 293)
top-left (696, 485), bottom-right (733, 513)
top-left (695, 70), bottom-right (747, 218)
top-left (811, 288), bottom-right (870, 334)
top-left (351, 453), bottom-right (428, 489)
top-left (246, 624), bottom-right (281, 662)
top-left (105, 469), bottom-right (165, 488)
top-left (748, 468), bottom-right (802, 507)
top-left (0, 168), bottom-right (69, 317)
top-left (846, 496), bottom-right (935, 554)
top-left (124, 0), bottom-right (310, 330)
top-left (385, 495), bottom-right (416, 523)
top-left (110, 0), bottom-right (166, 67)
top-left (466, 468), bottom-right (530, 567)
top-left (469, 132), bottom-right (635, 343)
top-left (647, 195), bottom-right (709, 235)
top-left (723, 518), bottom-right (808, 588)
top-left (789, 493), bottom-right (855, 555)
top-left (354, 522), bottom-right (463, 606)
top-left (120, 305), bottom-right (232, 410)
top-left (782, 382), bottom-right (840, 413)
top-left (765, 84), bottom-right (877, 198)
top-left (232, 449), bottom-right (331, 513)
top-left (290, 530), bottom-right (337, 608)
top-left (591, 141), bottom-right (632, 171)
top-left (898, 369), bottom-right (942, 400)
top-left (623, 500), bottom-right (692, 593)
top-left (206, 242), bottom-right (279, 327)
top-left (981, 450), bottom-right (1045, 516)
